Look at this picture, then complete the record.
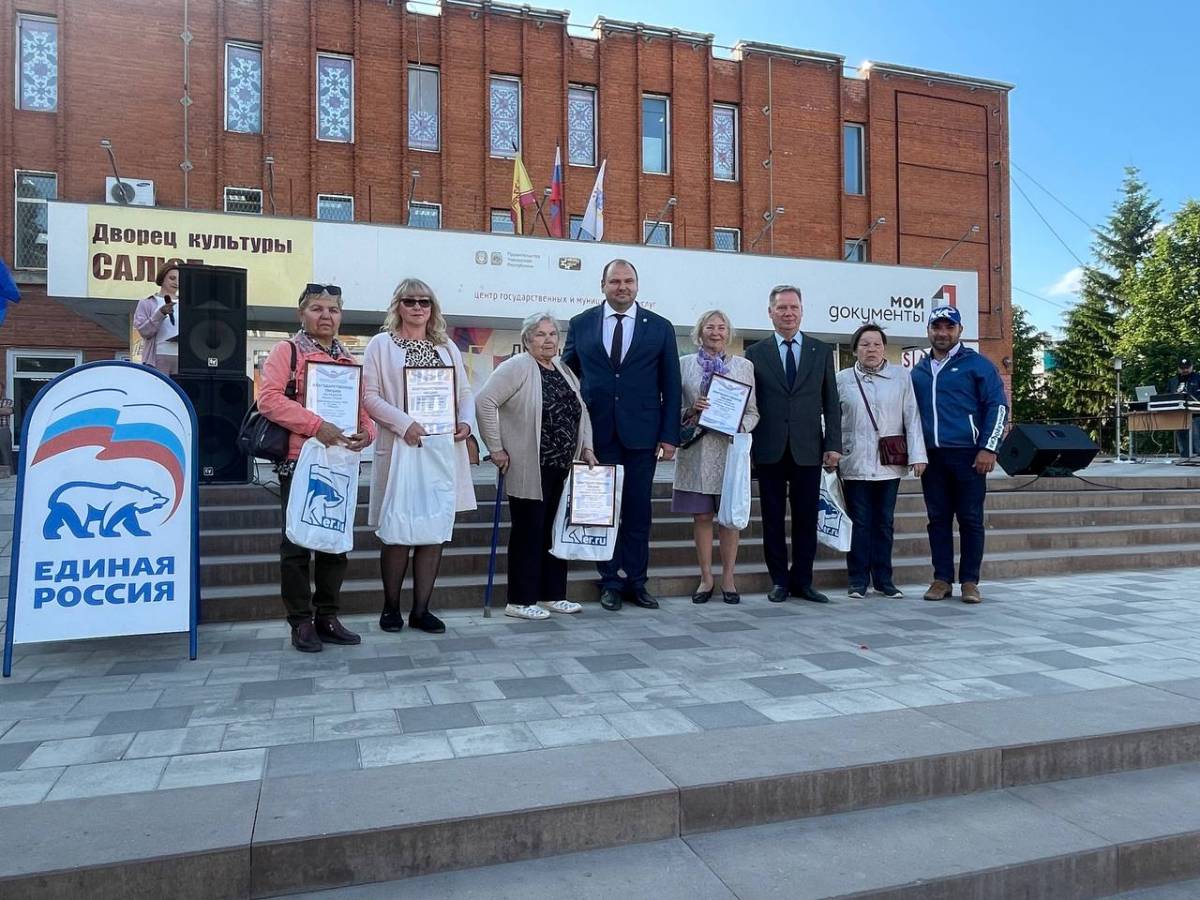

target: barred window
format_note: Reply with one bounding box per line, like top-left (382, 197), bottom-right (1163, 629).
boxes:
top-left (569, 215), bottom-right (585, 240)
top-left (408, 203), bottom-right (441, 230)
top-left (490, 210), bottom-right (515, 234)
top-left (225, 42), bottom-right (263, 134)
top-left (567, 86), bottom-right (596, 167)
top-left (642, 220), bottom-right (672, 247)
top-left (17, 15), bottom-right (57, 112)
top-left (14, 171), bottom-right (57, 269)
top-left (408, 66), bottom-right (440, 151)
top-left (317, 195), bottom-right (354, 222)
top-left (714, 228), bottom-right (741, 253)
top-left (316, 54), bottom-right (354, 142)
top-left (712, 104), bottom-right (738, 181)
top-left (224, 186), bottom-right (263, 215)
top-left (489, 76), bottom-right (521, 157)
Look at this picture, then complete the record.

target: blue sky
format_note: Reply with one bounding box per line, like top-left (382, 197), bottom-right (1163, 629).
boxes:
top-left (558, 0), bottom-right (1196, 336)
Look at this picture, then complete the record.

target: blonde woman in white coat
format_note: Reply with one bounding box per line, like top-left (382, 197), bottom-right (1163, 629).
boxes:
top-left (363, 278), bottom-right (477, 635)
top-left (836, 323), bottom-right (927, 600)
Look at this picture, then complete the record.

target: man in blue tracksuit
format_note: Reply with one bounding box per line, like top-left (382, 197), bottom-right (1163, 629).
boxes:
top-left (910, 305), bottom-right (1008, 604)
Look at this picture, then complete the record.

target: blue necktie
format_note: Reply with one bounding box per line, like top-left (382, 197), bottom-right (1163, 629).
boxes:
top-left (784, 339), bottom-right (797, 388)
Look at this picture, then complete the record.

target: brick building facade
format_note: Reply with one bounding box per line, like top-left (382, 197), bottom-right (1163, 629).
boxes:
top-left (2, 0), bottom-right (1012, 407)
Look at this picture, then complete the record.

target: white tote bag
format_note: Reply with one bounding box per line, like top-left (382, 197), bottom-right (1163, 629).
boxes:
top-left (716, 433), bottom-right (753, 531)
top-left (375, 434), bottom-right (457, 546)
top-left (550, 464), bottom-right (625, 562)
top-left (816, 469), bottom-right (853, 552)
top-left (285, 438), bottom-right (361, 554)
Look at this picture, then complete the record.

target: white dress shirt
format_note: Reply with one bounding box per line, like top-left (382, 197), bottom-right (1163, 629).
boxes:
top-left (929, 342), bottom-right (962, 376)
top-left (602, 301), bottom-right (638, 363)
top-left (773, 330), bottom-right (802, 373)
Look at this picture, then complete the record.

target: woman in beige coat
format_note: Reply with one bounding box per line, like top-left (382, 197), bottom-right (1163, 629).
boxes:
top-left (673, 310), bottom-right (759, 604)
top-left (363, 278), bottom-right (477, 635)
top-left (477, 312), bottom-right (598, 621)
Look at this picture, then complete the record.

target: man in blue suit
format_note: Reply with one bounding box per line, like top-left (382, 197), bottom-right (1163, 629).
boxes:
top-left (563, 259), bottom-right (682, 611)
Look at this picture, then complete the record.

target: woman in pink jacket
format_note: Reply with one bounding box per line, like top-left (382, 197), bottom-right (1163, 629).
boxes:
top-left (257, 284), bottom-right (376, 653)
top-left (131, 264), bottom-right (180, 375)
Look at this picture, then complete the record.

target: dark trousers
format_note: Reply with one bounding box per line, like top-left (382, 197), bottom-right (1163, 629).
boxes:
top-left (756, 448), bottom-right (822, 592)
top-left (593, 444), bottom-right (657, 591)
top-left (920, 448), bottom-right (987, 585)
top-left (279, 473), bottom-right (348, 626)
top-left (507, 465), bottom-right (570, 605)
top-left (842, 478), bottom-right (901, 590)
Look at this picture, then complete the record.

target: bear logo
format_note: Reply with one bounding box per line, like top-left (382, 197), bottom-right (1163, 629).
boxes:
top-left (300, 465), bottom-right (350, 533)
top-left (817, 492), bottom-right (845, 537)
top-left (43, 481), bottom-right (170, 540)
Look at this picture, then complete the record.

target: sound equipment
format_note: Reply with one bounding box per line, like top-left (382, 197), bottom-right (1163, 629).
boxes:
top-left (174, 374), bottom-right (252, 483)
top-left (177, 264), bottom-right (247, 377)
top-left (997, 423), bottom-right (1099, 477)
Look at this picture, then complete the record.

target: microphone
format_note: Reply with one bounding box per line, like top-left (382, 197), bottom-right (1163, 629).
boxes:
top-left (163, 293), bottom-right (175, 325)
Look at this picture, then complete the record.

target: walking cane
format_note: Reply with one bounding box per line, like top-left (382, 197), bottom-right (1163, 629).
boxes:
top-left (483, 470), bottom-right (505, 618)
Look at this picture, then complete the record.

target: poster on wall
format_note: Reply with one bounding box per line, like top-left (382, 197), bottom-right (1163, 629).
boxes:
top-left (3, 361), bottom-right (199, 677)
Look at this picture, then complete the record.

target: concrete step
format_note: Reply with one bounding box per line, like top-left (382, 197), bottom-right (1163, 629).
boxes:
top-left (197, 523), bottom-right (1200, 588)
top-left (5, 683), bottom-right (1200, 899)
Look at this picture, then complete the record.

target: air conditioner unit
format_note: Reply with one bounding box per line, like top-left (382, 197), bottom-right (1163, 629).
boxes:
top-left (105, 176), bottom-right (156, 206)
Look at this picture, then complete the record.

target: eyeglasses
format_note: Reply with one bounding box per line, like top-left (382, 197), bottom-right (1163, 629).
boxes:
top-left (399, 297), bottom-right (433, 308)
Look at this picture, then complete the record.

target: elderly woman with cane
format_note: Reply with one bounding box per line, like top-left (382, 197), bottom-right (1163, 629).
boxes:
top-left (673, 309), bottom-right (758, 604)
top-left (477, 311), bottom-right (597, 620)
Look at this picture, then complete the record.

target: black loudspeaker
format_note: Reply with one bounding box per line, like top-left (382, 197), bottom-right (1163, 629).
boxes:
top-left (178, 264), bottom-right (248, 376)
top-left (174, 375), bottom-right (252, 483)
top-left (997, 423), bottom-right (1099, 477)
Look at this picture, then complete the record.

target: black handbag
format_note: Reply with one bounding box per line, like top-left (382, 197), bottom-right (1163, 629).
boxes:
top-left (237, 341), bottom-right (297, 463)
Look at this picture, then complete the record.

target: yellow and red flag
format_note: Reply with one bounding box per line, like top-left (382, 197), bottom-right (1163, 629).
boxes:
top-left (510, 153), bottom-right (536, 233)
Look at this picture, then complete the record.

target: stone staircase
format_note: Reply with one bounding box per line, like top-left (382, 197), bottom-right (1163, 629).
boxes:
top-left (198, 472), bottom-right (1200, 622)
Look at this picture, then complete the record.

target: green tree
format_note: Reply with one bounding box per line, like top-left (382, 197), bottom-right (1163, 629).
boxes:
top-left (1010, 305), bottom-right (1049, 421)
top-left (1095, 167), bottom-right (1161, 316)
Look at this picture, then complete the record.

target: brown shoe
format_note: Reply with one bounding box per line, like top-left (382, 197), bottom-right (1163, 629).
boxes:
top-left (923, 580), bottom-right (953, 601)
top-left (291, 620), bottom-right (323, 653)
top-left (314, 615), bottom-right (362, 645)
top-left (961, 582), bottom-right (983, 604)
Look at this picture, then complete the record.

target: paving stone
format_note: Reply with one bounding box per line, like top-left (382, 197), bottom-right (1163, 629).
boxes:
top-left (92, 704), bottom-right (194, 736)
top-left (158, 748), bottom-right (267, 789)
top-left (1, 715), bottom-right (102, 743)
top-left (606, 709), bottom-right (701, 739)
top-left (274, 691), bottom-right (355, 717)
top-left (576, 653), bottom-right (648, 673)
top-left (563, 671), bottom-right (644, 693)
top-left (696, 620), bottom-right (757, 633)
top-left (679, 701), bottom-right (773, 730)
top-left (1020, 650), bottom-right (1105, 669)
top-left (358, 732), bottom-right (455, 767)
top-left (45, 756), bottom-right (168, 800)
top-left (0, 680), bottom-right (57, 701)
top-left (0, 767), bottom-right (64, 807)
top-left (473, 697), bottom-right (558, 726)
top-left (494, 675), bottom-right (577, 699)
top-left (106, 659), bottom-right (182, 676)
top-left (814, 688), bottom-right (907, 715)
top-left (432, 637), bottom-right (496, 652)
top-left (267, 739), bottom-right (360, 778)
top-left (346, 656), bottom-right (414, 674)
top-left (846, 633), bottom-right (924, 649)
top-left (219, 636), bottom-right (289, 653)
top-left (426, 680), bottom-right (505, 704)
top-left (188, 699), bottom-right (276, 726)
top-left (1054, 632), bottom-right (1125, 648)
top-left (0, 740), bottom-right (40, 771)
top-left (223, 715), bottom-right (314, 750)
top-left (743, 673), bottom-right (830, 697)
top-left (237, 677), bottom-right (314, 702)
top-left (70, 689), bottom-right (165, 716)
top-left (802, 651), bottom-right (881, 670)
top-left (619, 685), bottom-right (702, 710)
top-left (313, 711), bottom-right (400, 742)
top-left (642, 635), bottom-right (709, 650)
top-left (526, 714), bottom-right (623, 748)
top-left (448, 723), bottom-right (541, 758)
top-left (397, 702), bottom-right (482, 734)
top-left (125, 725), bottom-right (226, 759)
top-left (888, 619), bottom-right (949, 632)
top-left (20, 732), bottom-right (135, 769)
top-left (986, 672), bottom-right (1080, 696)
top-left (747, 695), bottom-right (842, 723)
top-left (352, 686), bottom-right (432, 712)
top-left (547, 692), bottom-right (635, 718)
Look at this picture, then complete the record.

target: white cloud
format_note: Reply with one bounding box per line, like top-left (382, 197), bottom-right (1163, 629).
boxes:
top-left (1046, 266), bottom-right (1083, 297)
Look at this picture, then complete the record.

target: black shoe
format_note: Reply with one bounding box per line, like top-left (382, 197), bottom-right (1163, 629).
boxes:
top-left (767, 585), bottom-right (789, 603)
top-left (600, 589), bottom-right (623, 611)
top-left (794, 586), bottom-right (831, 604)
top-left (314, 615), bottom-right (362, 645)
top-left (722, 590), bottom-right (741, 605)
top-left (290, 620), bottom-right (323, 653)
top-left (379, 607), bottom-right (405, 633)
top-left (632, 588), bottom-right (659, 610)
top-left (876, 584), bottom-right (905, 599)
top-left (409, 610), bottom-right (446, 634)
top-left (692, 587), bottom-right (714, 604)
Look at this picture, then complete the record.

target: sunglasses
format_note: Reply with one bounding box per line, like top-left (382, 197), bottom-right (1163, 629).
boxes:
top-left (299, 283), bottom-right (342, 303)
top-left (399, 297), bottom-right (433, 308)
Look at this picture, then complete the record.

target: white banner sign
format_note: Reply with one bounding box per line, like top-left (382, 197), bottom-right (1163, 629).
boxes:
top-left (3, 362), bottom-right (198, 675)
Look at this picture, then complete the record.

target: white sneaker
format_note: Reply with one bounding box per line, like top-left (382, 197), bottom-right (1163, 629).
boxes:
top-left (505, 603), bottom-right (551, 621)
top-left (847, 588), bottom-right (867, 599)
top-left (538, 600), bottom-right (582, 614)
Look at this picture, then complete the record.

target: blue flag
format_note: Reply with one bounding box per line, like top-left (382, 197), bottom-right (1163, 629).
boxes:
top-left (0, 259), bottom-right (20, 327)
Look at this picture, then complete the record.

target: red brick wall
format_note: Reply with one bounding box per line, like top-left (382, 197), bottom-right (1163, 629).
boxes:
top-left (1, 0), bottom-right (1012, 384)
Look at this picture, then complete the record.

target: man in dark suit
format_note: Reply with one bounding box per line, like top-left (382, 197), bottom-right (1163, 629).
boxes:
top-left (744, 285), bottom-right (842, 604)
top-left (562, 259), bottom-right (682, 611)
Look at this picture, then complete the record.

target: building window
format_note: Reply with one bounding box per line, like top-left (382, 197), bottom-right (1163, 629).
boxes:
top-left (316, 54), bottom-right (354, 142)
top-left (642, 95), bottom-right (670, 174)
top-left (317, 194), bottom-right (354, 222)
top-left (714, 227), bottom-right (741, 253)
top-left (569, 215), bottom-right (585, 240)
top-left (844, 123), bottom-right (865, 195)
top-left (408, 202), bottom-right (441, 229)
top-left (642, 220), bottom-right (672, 247)
top-left (490, 210), bottom-right (516, 234)
top-left (490, 76), bottom-right (521, 157)
top-left (17, 15), bottom-right (57, 112)
top-left (224, 42), bottom-right (262, 134)
top-left (7, 350), bottom-right (80, 448)
top-left (14, 171), bottom-right (56, 269)
top-left (224, 186), bottom-right (263, 215)
top-left (408, 65), bottom-right (439, 151)
top-left (712, 104), bottom-right (738, 181)
top-left (567, 85), bottom-right (597, 167)
top-left (843, 239), bottom-right (867, 262)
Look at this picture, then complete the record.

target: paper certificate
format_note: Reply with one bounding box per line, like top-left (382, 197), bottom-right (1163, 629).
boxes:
top-left (697, 374), bottom-right (752, 437)
top-left (404, 366), bottom-right (458, 436)
top-left (305, 363), bottom-right (363, 435)
top-left (569, 463), bottom-right (617, 527)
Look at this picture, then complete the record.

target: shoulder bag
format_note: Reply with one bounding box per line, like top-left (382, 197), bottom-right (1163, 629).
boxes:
top-left (237, 341), bottom-right (298, 463)
top-left (853, 370), bottom-right (909, 466)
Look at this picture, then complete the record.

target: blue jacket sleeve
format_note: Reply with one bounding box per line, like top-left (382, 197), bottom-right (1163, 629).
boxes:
top-left (977, 359), bottom-right (1009, 453)
top-left (658, 321), bottom-right (682, 446)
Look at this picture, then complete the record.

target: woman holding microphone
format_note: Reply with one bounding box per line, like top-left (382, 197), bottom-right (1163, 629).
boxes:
top-left (363, 278), bottom-right (476, 635)
top-left (673, 310), bottom-right (758, 605)
top-left (476, 312), bottom-right (597, 620)
top-left (132, 263), bottom-right (181, 375)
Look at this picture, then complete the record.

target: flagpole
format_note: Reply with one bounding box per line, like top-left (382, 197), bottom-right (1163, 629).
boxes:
top-left (534, 188), bottom-right (554, 236)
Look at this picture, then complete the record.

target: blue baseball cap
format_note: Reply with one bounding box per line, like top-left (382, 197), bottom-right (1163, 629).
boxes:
top-left (929, 305), bottom-right (961, 326)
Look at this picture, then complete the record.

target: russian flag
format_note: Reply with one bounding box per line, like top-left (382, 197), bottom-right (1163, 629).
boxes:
top-left (548, 146), bottom-right (564, 238)
top-left (0, 259), bottom-right (20, 327)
